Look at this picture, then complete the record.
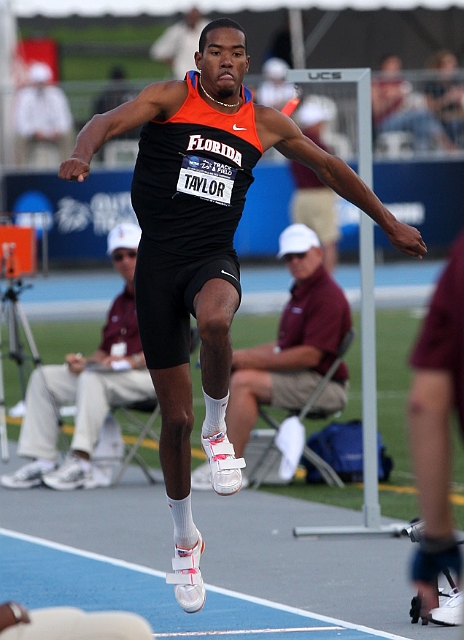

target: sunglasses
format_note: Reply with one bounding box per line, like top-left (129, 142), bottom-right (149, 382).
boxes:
top-left (112, 250), bottom-right (137, 262)
top-left (283, 252), bottom-right (307, 262)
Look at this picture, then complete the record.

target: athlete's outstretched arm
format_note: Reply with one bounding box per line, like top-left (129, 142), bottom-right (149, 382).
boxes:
top-left (58, 80), bottom-right (187, 182)
top-left (255, 105), bottom-right (427, 259)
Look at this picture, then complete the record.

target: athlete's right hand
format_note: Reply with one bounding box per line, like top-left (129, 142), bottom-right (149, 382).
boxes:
top-left (58, 157), bottom-right (90, 182)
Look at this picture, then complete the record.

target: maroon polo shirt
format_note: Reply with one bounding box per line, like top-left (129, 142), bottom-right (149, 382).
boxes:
top-left (409, 230), bottom-right (464, 430)
top-left (290, 128), bottom-right (331, 189)
top-left (98, 287), bottom-right (142, 356)
top-left (277, 264), bottom-right (352, 380)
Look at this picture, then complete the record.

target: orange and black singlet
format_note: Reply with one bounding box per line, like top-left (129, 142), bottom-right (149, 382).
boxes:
top-left (131, 71), bottom-right (263, 267)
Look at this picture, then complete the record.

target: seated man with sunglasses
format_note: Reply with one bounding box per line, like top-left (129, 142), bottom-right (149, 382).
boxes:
top-left (1, 223), bottom-right (156, 491)
top-left (191, 223), bottom-right (352, 490)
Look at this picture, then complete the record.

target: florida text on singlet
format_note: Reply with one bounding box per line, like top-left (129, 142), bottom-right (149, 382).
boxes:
top-left (131, 71), bottom-right (263, 262)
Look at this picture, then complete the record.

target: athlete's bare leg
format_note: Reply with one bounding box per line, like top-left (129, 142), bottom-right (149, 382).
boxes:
top-left (150, 363), bottom-right (194, 500)
top-left (152, 364), bottom-right (204, 613)
top-left (150, 278), bottom-right (238, 498)
top-left (193, 278), bottom-right (245, 495)
top-left (194, 278), bottom-right (239, 400)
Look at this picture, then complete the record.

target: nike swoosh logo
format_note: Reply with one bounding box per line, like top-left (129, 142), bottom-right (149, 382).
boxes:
top-left (233, 124), bottom-right (247, 131)
top-left (221, 269), bottom-right (238, 281)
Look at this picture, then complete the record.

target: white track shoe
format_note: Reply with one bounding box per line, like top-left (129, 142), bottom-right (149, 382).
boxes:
top-left (166, 530), bottom-right (206, 614)
top-left (201, 432), bottom-right (246, 496)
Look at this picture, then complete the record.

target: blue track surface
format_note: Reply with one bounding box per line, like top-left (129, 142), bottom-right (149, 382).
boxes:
top-left (1, 529), bottom-right (410, 640)
top-left (7, 259), bottom-right (443, 304)
top-left (4, 259), bottom-right (444, 324)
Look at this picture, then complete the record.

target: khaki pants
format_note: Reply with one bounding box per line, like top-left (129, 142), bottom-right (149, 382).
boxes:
top-left (18, 364), bottom-right (156, 460)
top-left (270, 369), bottom-right (347, 413)
top-left (290, 188), bottom-right (340, 245)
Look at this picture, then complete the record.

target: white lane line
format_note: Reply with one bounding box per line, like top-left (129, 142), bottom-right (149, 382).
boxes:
top-left (155, 627), bottom-right (345, 637)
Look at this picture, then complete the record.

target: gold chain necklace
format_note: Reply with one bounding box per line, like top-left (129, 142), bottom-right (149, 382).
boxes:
top-left (199, 76), bottom-right (240, 108)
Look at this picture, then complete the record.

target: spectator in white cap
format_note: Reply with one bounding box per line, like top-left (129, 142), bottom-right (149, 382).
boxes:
top-left (29, 62), bottom-right (54, 84)
top-left (290, 100), bottom-right (340, 273)
top-left (256, 57), bottom-right (297, 161)
top-left (1, 222), bottom-right (158, 491)
top-left (257, 57), bottom-right (296, 112)
top-left (191, 223), bottom-right (352, 490)
top-left (14, 62), bottom-right (74, 167)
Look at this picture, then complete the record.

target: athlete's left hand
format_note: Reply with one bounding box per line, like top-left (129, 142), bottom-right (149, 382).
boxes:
top-left (385, 220), bottom-right (427, 258)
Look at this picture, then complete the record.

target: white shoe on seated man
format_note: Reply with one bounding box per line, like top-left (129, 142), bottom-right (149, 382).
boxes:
top-left (2, 409), bottom-right (127, 491)
top-left (0, 223), bottom-right (156, 492)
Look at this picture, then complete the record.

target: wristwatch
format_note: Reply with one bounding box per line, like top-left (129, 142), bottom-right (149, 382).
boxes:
top-left (7, 602), bottom-right (23, 623)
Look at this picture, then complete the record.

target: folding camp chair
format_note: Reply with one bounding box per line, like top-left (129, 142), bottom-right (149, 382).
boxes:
top-left (246, 328), bottom-right (356, 489)
top-left (111, 325), bottom-right (201, 485)
top-left (111, 398), bottom-right (161, 485)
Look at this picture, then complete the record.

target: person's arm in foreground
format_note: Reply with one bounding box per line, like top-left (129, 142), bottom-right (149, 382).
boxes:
top-left (408, 369), bottom-right (461, 613)
top-left (255, 105), bottom-right (427, 258)
top-left (0, 602), bottom-right (30, 633)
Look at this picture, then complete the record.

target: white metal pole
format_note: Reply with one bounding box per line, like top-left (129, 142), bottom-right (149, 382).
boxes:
top-left (288, 9), bottom-right (305, 69)
top-left (0, 0), bottom-right (17, 167)
top-left (356, 68), bottom-right (382, 529)
top-left (287, 69), bottom-right (403, 537)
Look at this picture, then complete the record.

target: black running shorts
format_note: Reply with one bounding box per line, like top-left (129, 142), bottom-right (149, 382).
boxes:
top-left (135, 246), bottom-right (241, 370)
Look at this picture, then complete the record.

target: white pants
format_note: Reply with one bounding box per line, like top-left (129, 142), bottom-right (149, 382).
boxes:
top-left (2, 607), bottom-right (153, 640)
top-left (17, 365), bottom-right (156, 461)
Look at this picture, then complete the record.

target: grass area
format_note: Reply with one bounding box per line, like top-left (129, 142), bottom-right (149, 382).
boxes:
top-left (19, 23), bottom-right (171, 82)
top-left (4, 309), bottom-right (464, 528)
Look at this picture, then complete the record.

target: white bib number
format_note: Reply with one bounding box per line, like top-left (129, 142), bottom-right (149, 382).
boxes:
top-left (176, 155), bottom-right (237, 206)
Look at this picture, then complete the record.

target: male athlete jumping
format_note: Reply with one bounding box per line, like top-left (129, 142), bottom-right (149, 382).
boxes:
top-left (59, 18), bottom-right (426, 614)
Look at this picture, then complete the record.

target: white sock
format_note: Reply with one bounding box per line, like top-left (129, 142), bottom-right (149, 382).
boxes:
top-left (202, 389), bottom-right (229, 438)
top-left (166, 493), bottom-right (198, 549)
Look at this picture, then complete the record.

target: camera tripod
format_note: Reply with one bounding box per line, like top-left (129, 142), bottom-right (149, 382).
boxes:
top-left (0, 279), bottom-right (43, 461)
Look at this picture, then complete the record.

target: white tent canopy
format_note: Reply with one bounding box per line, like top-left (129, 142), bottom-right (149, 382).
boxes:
top-left (9, 0), bottom-right (464, 72)
top-left (11, 0), bottom-right (464, 16)
top-left (3, 0), bottom-right (464, 159)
